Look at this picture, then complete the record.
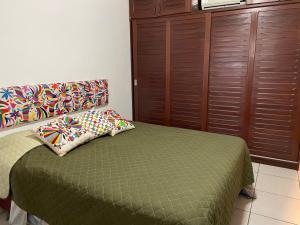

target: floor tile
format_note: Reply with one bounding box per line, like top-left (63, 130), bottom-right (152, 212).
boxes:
top-left (252, 191), bottom-right (300, 225)
top-left (254, 172), bottom-right (258, 184)
top-left (259, 164), bottom-right (299, 180)
top-left (0, 213), bottom-right (9, 225)
top-left (235, 195), bottom-right (252, 212)
top-left (249, 214), bottom-right (295, 225)
top-left (256, 174), bottom-right (300, 199)
top-left (230, 209), bottom-right (250, 225)
top-left (252, 162), bottom-right (260, 173)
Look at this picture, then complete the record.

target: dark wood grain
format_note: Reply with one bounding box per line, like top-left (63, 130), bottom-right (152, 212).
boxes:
top-left (170, 15), bottom-right (206, 130)
top-left (248, 6), bottom-right (300, 162)
top-left (135, 19), bottom-right (167, 125)
top-left (243, 12), bottom-right (258, 140)
top-left (132, 20), bottom-right (139, 121)
top-left (251, 155), bottom-right (299, 170)
top-left (208, 12), bottom-right (252, 137)
top-left (202, 13), bottom-right (212, 131)
top-left (160, 0), bottom-right (191, 16)
top-left (130, 0), bottom-right (191, 18)
top-left (204, 0), bottom-right (300, 14)
top-left (130, 2), bottom-right (300, 169)
top-left (165, 20), bottom-right (171, 126)
top-left (131, 0), bottom-right (300, 19)
top-left (131, 0), bottom-right (158, 18)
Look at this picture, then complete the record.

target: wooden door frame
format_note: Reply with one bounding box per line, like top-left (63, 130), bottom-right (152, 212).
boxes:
top-left (131, 20), bottom-right (139, 121)
top-left (243, 11), bottom-right (258, 141)
top-left (202, 13), bottom-right (211, 131)
top-left (165, 20), bottom-right (171, 126)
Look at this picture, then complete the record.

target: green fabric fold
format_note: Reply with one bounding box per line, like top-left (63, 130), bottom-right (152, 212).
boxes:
top-left (0, 130), bottom-right (43, 199)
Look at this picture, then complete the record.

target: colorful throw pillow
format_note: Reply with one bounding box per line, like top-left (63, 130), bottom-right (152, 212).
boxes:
top-left (101, 109), bottom-right (135, 136)
top-left (35, 116), bottom-right (93, 157)
top-left (77, 110), bottom-right (114, 137)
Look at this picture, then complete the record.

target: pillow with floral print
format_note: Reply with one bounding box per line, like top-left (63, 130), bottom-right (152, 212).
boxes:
top-left (101, 109), bottom-right (135, 136)
top-left (76, 110), bottom-right (114, 137)
top-left (35, 116), bottom-right (94, 157)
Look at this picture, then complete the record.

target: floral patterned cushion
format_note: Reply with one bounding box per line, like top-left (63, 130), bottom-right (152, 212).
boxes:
top-left (77, 110), bottom-right (114, 137)
top-left (35, 116), bottom-right (93, 157)
top-left (101, 109), bottom-right (135, 136)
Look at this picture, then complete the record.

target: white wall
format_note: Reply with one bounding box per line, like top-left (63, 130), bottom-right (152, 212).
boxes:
top-left (0, 0), bottom-right (132, 137)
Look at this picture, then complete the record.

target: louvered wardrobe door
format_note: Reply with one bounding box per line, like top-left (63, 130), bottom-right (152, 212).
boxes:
top-left (170, 15), bottom-right (206, 130)
top-left (208, 13), bottom-right (252, 137)
top-left (248, 6), bottom-right (300, 162)
top-left (133, 20), bottom-right (167, 125)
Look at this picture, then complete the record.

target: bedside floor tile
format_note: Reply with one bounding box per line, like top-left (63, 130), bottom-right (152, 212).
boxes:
top-left (0, 213), bottom-right (9, 225)
top-left (249, 214), bottom-right (295, 225)
top-left (252, 163), bottom-right (260, 173)
top-left (256, 174), bottom-right (300, 199)
top-left (252, 191), bottom-right (300, 225)
top-left (259, 164), bottom-right (299, 180)
top-left (254, 172), bottom-right (257, 184)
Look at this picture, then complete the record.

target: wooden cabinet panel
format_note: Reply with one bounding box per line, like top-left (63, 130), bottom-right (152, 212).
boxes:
top-left (160, 0), bottom-right (191, 15)
top-left (131, 4), bottom-right (300, 168)
top-left (133, 20), bottom-right (167, 125)
top-left (130, 0), bottom-right (191, 18)
top-left (208, 13), bottom-right (253, 137)
top-left (170, 16), bottom-right (206, 130)
top-left (130, 0), bottom-right (158, 18)
top-left (248, 7), bottom-right (300, 161)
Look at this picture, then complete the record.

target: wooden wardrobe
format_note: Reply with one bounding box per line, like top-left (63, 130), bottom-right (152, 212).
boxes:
top-left (131, 1), bottom-right (300, 169)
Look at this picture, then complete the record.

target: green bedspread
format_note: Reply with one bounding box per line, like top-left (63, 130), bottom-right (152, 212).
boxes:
top-left (11, 122), bottom-right (254, 225)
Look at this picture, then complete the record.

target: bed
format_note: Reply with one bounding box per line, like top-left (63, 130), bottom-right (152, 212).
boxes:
top-left (10, 122), bottom-right (254, 225)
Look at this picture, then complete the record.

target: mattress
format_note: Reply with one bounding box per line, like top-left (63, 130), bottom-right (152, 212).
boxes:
top-left (10, 122), bottom-right (254, 225)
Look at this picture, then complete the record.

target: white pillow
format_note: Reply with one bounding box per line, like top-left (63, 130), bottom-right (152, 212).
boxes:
top-left (35, 116), bottom-right (94, 157)
top-left (101, 109), bottom-right (135, 136)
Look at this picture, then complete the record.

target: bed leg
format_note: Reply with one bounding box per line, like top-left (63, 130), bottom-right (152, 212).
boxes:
top-left (241, 185), bottom-right (256, 199)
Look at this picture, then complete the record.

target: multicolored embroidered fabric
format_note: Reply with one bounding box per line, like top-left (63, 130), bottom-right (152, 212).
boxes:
top-left (0, 80), bottom-right (108, 129)
top-left (101, 109), bottom-right (135, 136)
top-left (77, 110), bottom-right (114, 137)
top-left (35, 116), bottom-right (93, 157)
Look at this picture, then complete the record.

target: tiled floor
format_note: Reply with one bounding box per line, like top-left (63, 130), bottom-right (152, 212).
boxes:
top-left (232, 163), bottom-right (300, 225)
top-left (0, 210), bottom-right (8, 225)
top-left (0, 163), bottom-right (300, 225)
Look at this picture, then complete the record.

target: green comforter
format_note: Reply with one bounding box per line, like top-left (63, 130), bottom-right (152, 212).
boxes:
top-left (11, 122), bottom-right (254, 225)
